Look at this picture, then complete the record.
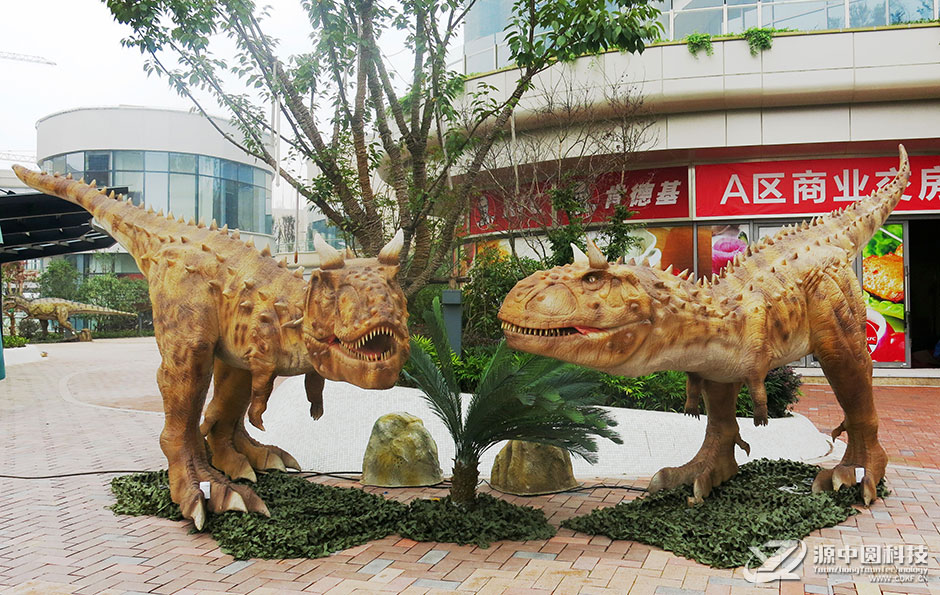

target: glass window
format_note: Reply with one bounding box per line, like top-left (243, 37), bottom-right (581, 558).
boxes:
top-left (696, 223), bottom-right (750, 279)
top-left (763, 0), bottom-right (844, 29)
top-left (41, 159), bottom-right (53, 173)
top-left (674, 8), bottom-right (723, 37)
top-left (889, 0), bottom-right (934, 21)
top-left (253, 167), bottom-right (267, 187)
top-left (85, 151), bottom-right (110, 172)
top-left (198, 176), bottom-right (221, 224)
top-left (224, 179), bottom-right (240, 228)
top-left (86, 171), bottom-right (110, 187)
top-left (238, 182), bottom-right (253, 230)
top-left (221, 160), bottom-right (239, 180)
top-left (850, 0), bottom-right (888, 25)
top-left (169, 153), bottom-right (197, 173)
top-left (145, 151), bottom-right (169, 172)
top-left (169, 173), bottom-right (197, 220)
top-left (199, 155), bottom-right (218, 177)
top-left (728, 4), bottom-right (759, 32)
top-left (144, 171), bottom-right (169, 212)
top-left (113, 171), bottom-right (144, 205)
top-left (254, 186), bottom-right (266, 233)
top-left (66, 152), bottom-right (84, 175)
top-left (114, 150), bottom-right (144, 170)
top-left (51, 155), bottom-right (66, 174)
top-left (238, 164), bottom-right (254, 184)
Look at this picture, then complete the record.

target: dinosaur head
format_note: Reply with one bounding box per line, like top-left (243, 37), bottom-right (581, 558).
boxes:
top-left (499, 241), bottom-right (669, 373)
top-left (2, 295), bottom-right (28, 313)
top-left (302, 231), bottom-right (410, 389)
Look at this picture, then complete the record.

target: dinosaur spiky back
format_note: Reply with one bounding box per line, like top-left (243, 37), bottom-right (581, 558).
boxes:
top-left (11, 167), bottom-right (288, 279)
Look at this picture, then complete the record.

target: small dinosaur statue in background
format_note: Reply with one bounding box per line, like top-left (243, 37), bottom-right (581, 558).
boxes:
top-left (3, 294), bottom-right (135, 336)
top-left (14, 166), bottom-right (410, 529)
top-left (499, 146), bottom-right (910, 506)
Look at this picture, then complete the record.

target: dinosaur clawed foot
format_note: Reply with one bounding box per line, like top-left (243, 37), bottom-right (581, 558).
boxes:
top-left (649, 450), bottom-right (740, 505)
top-left (812, 440), bottom-right (886, 506)
top-left (684, 401), bottom-right (701, 419)
top-left (206, 420), bottom-right (301, 482)
top-left (753, 402), bottom-right (768, 426)
top-left (169, 454), bottom-right (270, 530)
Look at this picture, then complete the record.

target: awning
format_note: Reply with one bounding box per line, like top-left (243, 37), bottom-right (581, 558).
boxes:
top-left (0, 187), bottom-right (127, 263)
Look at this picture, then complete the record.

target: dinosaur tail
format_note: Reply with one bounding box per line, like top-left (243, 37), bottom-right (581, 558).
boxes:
top-left (67, 303), bottom-right (137, 317)
top-left (12, 166), bottom-right (162, 269)
top-left (837, 144), bottom-right (910, 253)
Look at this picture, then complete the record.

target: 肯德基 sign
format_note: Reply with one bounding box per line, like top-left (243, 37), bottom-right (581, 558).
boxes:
top-left (468, 166), bottom-right (689, 235)
top-left (695, 154), bottom-right (940, 218)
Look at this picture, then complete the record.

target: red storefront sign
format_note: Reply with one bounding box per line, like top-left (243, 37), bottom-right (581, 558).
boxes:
top-left (468, 166), bottom-right (689, 235)
top-left (695, 155), bottom-right (940, 218)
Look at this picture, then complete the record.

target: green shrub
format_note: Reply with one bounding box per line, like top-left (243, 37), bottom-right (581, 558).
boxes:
top-left (743, 27), bottom-right (774, 55)
top-left (462, 247), bottom-right (540, 346)
top-left (599, 367), bottom-right (801, 419)
top-left (686, 32), bottom-right (714, 56)
top-left (3, 335), bottom-right (28, 348)
top-left (16, 318), bottom-right (40, 340)
top-left (38, 259), bottom-right (81, 300)
top-left (77, 274), bottom-right (151, 331)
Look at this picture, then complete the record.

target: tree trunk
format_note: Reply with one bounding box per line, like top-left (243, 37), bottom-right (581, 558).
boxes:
top-left (450, 459), bottom-right (479, 507)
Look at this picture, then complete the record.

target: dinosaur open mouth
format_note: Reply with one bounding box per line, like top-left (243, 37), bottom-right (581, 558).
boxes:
top-left (500, 322), bottom-right (604, 337)
top-left (333, 327), bottom-right (398, 362)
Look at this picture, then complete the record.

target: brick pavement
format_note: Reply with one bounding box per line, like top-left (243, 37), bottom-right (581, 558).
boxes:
top-left (1, 338), bottom-right (938, 594)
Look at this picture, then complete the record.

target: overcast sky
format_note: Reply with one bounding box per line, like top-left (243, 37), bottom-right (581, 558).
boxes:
top-left (0, 0), bottom-right (421, 207)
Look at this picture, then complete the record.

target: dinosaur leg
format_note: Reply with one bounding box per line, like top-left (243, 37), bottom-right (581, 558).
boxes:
top-left (684, 373), bottom-right (703, 418)
top-left (40, 319), bottom-right (48, 337)
top-left (155, 322), bottom-right (269, 529)
top-left (201, 359), bottom-right (301, 482)
top-left (649, 380), bottom-right (748, 504)
top-left (305, 372), bottom-right (325, 420)
top-left (56, 307), bottom-right (75, 334)
top-left (808, 275), bottom-right (886, 505)
top-left (746, 375), bottom-right (769, 426)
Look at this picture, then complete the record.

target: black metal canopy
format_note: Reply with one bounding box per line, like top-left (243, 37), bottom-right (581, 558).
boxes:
top-left (0, 187), bottom-right (127, 264)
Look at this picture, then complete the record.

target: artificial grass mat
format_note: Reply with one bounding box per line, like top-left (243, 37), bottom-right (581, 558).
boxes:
top-left (110, 470), bottom-right (555, 559)
top-left (562, 458), bottom-right (888, 568)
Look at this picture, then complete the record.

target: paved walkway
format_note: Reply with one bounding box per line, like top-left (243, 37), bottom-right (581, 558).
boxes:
top-left (0, 338), bottom-right (938, 595)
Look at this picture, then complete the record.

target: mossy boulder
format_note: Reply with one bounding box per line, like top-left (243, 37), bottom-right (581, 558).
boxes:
top-left (361, 412), bottom-right (443, 487)
top-left (490, 440), bottom-right (578, 495)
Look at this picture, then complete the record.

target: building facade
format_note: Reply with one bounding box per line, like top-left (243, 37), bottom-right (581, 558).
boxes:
top-left (460, 25), bottom-right (940, 369)
top-left (36, 106), bottom-right (274, 275)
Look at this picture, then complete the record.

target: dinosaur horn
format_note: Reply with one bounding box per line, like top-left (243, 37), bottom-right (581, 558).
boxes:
top-left (586, 239), bottom-right (609, 269)
top-left (378, 229), bottom-right (404, 265)
top-left (314, 233), bottom-right (344, 270)
top-left (571, 243), bottom-right (589, 266)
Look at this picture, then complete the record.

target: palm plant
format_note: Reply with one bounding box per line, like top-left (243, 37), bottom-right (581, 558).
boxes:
top-left (403, 298), bottom-right (622, 506)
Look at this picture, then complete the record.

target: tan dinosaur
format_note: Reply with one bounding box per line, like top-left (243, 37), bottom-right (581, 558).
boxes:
top-left (499, 146), bottom-right (910, 506)
top-left (13, 166), bottom-right (410, 528)
top-left (3, 294), bottom-right (135, 336)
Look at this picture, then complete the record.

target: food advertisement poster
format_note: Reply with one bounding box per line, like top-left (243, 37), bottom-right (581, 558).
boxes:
top-left (639, 226), bottom-right (695, 274)
top-left (696, 225), bottom-right (749, 278)
top-left (862, 224), bottom-right (906, 363)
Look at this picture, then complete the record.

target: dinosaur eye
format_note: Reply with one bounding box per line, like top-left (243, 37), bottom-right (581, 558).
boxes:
top-left (582, 272), bottom-right (603, 287)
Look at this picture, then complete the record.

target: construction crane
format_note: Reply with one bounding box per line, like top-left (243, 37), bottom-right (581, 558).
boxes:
top-left (0, 52), bottom-right (55, 66)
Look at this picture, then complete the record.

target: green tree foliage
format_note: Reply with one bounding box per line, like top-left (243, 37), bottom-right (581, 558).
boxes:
top-left (103, 0), bottom-right (660, 297)
top-left (462, 247), bottom-right (540, 345)
top-left (77, 274), bottom-right (152, 331)
top-left (38, 260), bottom-right (80, 300)
top-left (403, 297), bottom-right (621, 506)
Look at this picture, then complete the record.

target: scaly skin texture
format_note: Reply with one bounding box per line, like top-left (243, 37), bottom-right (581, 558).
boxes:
top-left (3, 295), bottom-right (135, 336)
top-left (13, 166), bottom-right (410, 528)
top-left (499, 146), bottom-right (910, 506)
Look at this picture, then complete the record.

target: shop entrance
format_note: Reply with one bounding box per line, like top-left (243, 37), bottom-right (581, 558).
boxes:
top-left (908, 220), bottom-right (940, 368)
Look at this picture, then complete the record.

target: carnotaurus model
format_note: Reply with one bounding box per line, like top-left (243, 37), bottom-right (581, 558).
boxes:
top-left (3, 295), bottom-right (135, 335)
top-left (499, 146), bottom-right (910, 506)
top-left (14, 166), bottom-right (410, 528)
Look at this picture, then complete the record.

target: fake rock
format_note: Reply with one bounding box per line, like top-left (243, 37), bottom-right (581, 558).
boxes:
top-left (490, 440), bottom-right (578, 495)
top-left (362, 412), bottom-right (442, 487)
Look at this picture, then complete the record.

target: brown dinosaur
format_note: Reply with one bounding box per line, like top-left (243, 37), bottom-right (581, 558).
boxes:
top-left (498, 146), bottom-right (910, 506)
top-left (13, 166), bottom-right (410, 528)
top-left (3, 294), bottom-right (135, 336)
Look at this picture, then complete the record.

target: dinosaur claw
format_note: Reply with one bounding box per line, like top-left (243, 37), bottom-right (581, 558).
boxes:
top-left (182, 495), bottom-right (207, 531)
top-left (831, 465), bottom-right (858, 492)
top-left (281, 452), bottom-right (301, 471)
top-left (264, 452), bottom-right (287, 472)
top-left (861, 475), bottom-right (877, 506)
top-left (812, 468), bottom-right (834, 493)
top-left (216, 489), bottom-right (248, 514)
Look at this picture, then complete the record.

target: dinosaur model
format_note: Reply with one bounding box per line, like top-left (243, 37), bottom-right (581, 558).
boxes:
top-left (499, 146), bottom-right (910, 506)
top-left (3, 294), bottom-right (135, 336)
top-left (13, 166), bottom-right (410, 529)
